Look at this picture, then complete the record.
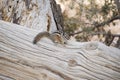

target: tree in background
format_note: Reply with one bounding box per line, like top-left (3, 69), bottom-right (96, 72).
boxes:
top-left (57, 0), bottom-right (120, 48)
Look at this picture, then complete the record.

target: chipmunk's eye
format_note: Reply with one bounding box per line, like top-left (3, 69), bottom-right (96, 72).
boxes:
top-left (64, 42), bottom-right (67, 44)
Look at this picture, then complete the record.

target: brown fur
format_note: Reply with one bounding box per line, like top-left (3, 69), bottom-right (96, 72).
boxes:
top-left (33, 32), bottom-right (50, 44)
top-left (33, 31), bottom-right (65, 44)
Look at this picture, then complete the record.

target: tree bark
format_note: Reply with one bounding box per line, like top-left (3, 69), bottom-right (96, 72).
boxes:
top-left (0, 0), bottom-right (57, 32)
top-left (0, 20), bottom-right (120, 80)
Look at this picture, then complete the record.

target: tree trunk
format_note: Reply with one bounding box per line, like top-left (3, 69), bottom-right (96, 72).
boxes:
top-left (0, 20), bottom-right (120, 80)
top-left (0, 0), bottom-right (59, 32)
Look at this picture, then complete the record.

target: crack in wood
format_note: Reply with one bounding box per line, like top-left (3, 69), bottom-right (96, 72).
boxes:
top-left (0, 74), bottom-right (15, 80)
top-left (83, 58), bottom-right (119, 79)
top-left (77, 64), bottom-right (113, 80)
top-left (77, 52), bottom-right (88, 60)
top-left (105, 65), bottom-right (120, 73)
top-left (36, 65), bottom-right (73, 80)
top-left (0, 56), bottom-right (72, 80)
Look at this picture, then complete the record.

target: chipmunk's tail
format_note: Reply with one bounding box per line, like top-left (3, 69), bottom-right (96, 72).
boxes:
top-left (33, 32), bottom-right (50, 44)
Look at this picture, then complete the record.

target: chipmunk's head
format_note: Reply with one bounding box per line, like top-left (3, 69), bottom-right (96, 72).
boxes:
top-left (51, 32), bottom-right (65, 44)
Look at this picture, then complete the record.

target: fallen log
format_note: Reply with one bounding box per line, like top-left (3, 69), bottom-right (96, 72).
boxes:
top-left (0, 20), bottom-right (120, 80)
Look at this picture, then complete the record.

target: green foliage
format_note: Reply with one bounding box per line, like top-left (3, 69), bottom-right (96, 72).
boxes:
top-left (82, 27), bottom-right (93, 32)
top-left (63, 0), bottom-right (119, 42)
top-left (64, 17), bottom-right (79, 34)
top-left (101, 4), bottom-right (110, 15)
top-left (101, 0), bottom-right (117, 19)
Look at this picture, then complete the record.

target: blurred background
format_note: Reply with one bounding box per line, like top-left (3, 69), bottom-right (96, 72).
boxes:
top-left (56, 0), bottom-right (120, 48)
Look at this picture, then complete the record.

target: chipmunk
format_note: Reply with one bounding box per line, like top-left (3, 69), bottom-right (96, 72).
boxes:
top-left (33, 31), bottom-right (67, 45)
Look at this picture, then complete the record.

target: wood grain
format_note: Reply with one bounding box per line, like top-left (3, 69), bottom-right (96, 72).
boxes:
top-left (0, 20), bottom-right (120, 80)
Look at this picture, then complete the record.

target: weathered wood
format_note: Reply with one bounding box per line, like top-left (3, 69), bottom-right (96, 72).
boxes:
top-left (0, 0), bottom-right (57, 32)
top-left (50, 0), bottom-right (64, 32)
top-left (0, 0), bottom-right (120, 80)
top-left (0, 20), bottom-right (120, 80)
